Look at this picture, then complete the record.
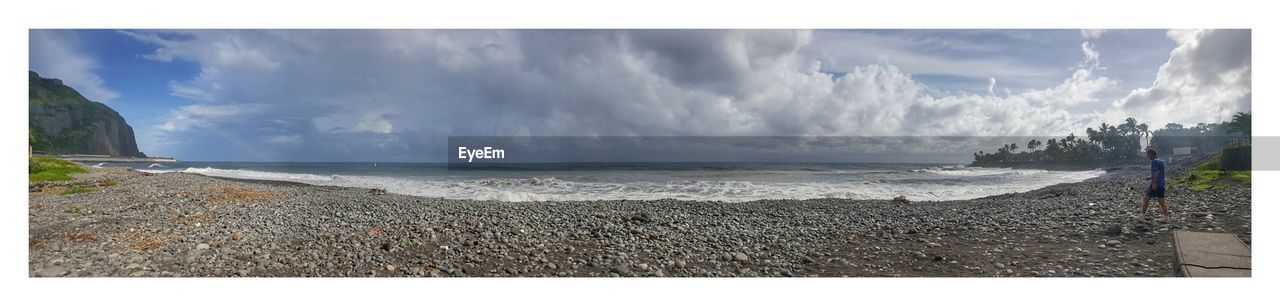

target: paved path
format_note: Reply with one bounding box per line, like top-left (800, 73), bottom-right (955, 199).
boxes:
top-left (1173, 231), bottom-right (1251, 277)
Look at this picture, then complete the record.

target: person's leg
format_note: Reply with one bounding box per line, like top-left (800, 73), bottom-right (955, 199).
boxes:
top-left (1141, 195), bottom-right (1151, 215)
top-left (1158, 197), bottom-right (1169, 217)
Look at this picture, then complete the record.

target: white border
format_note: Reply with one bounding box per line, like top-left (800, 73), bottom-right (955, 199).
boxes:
top-left (2, 1), bottom-right (1274, 305)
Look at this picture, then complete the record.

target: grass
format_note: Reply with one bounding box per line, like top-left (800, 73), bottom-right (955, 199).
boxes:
top-left (1181, 170), bottom-right (1222, 191)
top-left (1177, 155), bottom-right (1250, 191)
top-left (1230, 171), bottom-right (1251, 184)
top-left (1195, 158), bottom-right (1221, 172)
top-left (60, 187), bottom-right (96, 196)
top-left (29, 157), bottom-right (87, 182)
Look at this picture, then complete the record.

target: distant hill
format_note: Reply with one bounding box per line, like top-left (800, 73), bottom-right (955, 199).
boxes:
top-left (29, 71), bottom-right (145, 157)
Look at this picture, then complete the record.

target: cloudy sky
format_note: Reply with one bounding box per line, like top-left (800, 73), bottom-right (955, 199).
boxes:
top-left (29, 29), bottom-right (1250, 162)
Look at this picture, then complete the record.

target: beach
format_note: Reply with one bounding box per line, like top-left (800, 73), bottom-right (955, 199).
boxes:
top-left (28, 166), bottom-right (1251, 277)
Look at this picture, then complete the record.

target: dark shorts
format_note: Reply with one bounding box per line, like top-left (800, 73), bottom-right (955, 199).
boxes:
top-left (1146, 186), bottom-right (1166, 198)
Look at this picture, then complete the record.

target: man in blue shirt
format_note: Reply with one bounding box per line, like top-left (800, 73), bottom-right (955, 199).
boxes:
top-left (1142, 148), bottom-right (1169, 218)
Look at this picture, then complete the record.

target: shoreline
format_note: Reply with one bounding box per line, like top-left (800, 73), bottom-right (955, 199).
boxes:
top-left (29, 166), bottom-right (1250, 277)
top-left (197, 169), bottom-right (1122, 204)
top-left (125, 163), bottom-right (1120, 204)
top-left (33, 154), bottom-right (180, 164)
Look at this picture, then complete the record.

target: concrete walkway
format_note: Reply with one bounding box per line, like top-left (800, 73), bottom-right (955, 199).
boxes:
top-left (1173, 231), bottom-right (1251, 277)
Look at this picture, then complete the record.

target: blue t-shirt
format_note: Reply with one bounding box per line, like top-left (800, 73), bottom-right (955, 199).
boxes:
top-left (1151, 159), bottom-right (1166, 188)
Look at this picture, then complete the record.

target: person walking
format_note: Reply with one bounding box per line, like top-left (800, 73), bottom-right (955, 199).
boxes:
top-left (1142, 148), bottom-right (1169, 218)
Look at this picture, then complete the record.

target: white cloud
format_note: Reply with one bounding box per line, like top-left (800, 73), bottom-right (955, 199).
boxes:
top-left (121, 30), bottom-right (1247, 161)
top-left (806, 31), bottom-right (1057, 80)
top-left (1107, 29), bottom-right (1251, 128)
top-left (1081, 29), bottom-right (1107, 39)
top-left (157, 103), bottom-right (265, 132)
top-left (901, 66), bottom-right (1113, 136)
top-left (29, 30), bottom-right (120, 102)
top-left (1079, 41), bottom-right (1101, 69)
top-left (1022, 68), bottom-right (1115, 107)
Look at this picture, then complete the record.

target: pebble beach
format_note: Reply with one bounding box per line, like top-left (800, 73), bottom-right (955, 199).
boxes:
top-left (28, 165), bottom-right (1251, 277)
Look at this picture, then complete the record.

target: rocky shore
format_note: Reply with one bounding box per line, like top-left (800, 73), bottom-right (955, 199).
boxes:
top-left (29, 166), bottom-right (1251, 277)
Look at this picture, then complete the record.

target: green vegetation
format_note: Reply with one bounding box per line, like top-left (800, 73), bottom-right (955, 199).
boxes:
top-left (28, 70), bottom-right (146, 157)
top-left (1148, 122), bottom-right (1229, 157)
top-left (974, 117), bottom-right (1149, 164)
top-left (1181, 169), bottom-right (1222, 191)
top-left (1177, 155), bottom-right (1250, 191)
top-left (1230, 171), bottom-right (1251, 184)
top-left (29, 157), bottom-right (87, 182)
top-left (60, 187), bottom-right (96, 196)
top-left (30, 71), bottom-right (98, 153)
top-left (1195, 157), bottom-right (1221, 171)
top-left (29, 71), bottom-right (95, 106)
top-left (1228, 112), bottom-right (1251, 136)
top-left (973, 113), bottom-right (1250, 167)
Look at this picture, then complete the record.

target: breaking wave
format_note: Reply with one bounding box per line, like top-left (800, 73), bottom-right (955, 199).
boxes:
top-left (137, 165), bottom-right (1104, 202)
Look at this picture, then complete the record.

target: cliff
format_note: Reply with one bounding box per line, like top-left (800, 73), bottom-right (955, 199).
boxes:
top-left (29, 71), bottom-right (146, 157)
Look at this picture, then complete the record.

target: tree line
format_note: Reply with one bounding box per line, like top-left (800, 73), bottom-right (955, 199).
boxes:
top-left (973, 112), bottom-right (1250, 165)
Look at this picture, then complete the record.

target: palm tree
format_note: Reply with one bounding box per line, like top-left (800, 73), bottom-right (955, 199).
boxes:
top-left (1062, 134), bottom-right (1077, 158)
top-left (1121, 117), bottom-right (1139, 136)
top-left (1228, 112), bottom-right (1251, 136)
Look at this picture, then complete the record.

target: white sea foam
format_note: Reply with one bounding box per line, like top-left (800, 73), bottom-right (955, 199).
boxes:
top-left (158, 165), bottom-right (1105, 202)
top-left (912, 165), bottom-right (1048, 176)
top-left (182, 167), bottom-right (339, 182)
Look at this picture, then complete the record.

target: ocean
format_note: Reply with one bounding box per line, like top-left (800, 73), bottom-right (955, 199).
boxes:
top-left (103, 162), bottom-right (1105, 202)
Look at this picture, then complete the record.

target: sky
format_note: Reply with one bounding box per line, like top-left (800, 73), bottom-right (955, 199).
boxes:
top-left (28, 29), bottom-right (1251, 162)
